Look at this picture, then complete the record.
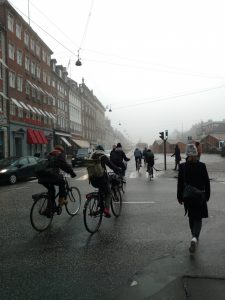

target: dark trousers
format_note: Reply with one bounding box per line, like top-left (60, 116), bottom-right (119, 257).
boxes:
top-left (189, 217), bottom-right (202, 239)
top-left (135, 157), bottom-right (141, 169)
top-left (40, 176), bottom-right (66, 205)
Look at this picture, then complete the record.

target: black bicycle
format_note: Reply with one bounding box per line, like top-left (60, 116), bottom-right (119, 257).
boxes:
top-left (30, 177), bottom-right (81, 232)
top-left (147, 164), bottom-right (154, 180)
top-left (83, 173), bottom-right (122, 234)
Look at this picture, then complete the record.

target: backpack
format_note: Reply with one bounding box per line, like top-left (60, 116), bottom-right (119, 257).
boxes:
top-left (84, 152), bottom-right (105, 181)
top-left (34, 157), bottom-right (55, 178)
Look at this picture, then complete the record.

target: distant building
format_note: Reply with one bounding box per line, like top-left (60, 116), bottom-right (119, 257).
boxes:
top-left (200, 134), bottom-right (225, 153)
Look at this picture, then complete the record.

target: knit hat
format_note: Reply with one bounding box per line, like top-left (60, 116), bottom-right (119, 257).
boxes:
top-left (186, 144), bottom-right (197, 156)
top-left (117, 143), bottom-right (122, 148)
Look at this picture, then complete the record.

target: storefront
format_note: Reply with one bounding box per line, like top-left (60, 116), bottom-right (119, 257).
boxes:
top-left (54, 131), bottom-right (72, 156)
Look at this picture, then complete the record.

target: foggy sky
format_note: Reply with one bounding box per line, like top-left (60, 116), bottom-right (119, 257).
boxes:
top-left (10, 0), bottom-right (225, 144)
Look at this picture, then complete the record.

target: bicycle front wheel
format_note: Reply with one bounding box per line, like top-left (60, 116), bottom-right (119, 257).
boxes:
top-left (111, 187), bottom-right (122, 217)
top-left (30, 196), bottom-right (53, 232)
top-left (65, 187), bottom-right (81, 216)
top-left (83, 196), bottom-right (103, 234)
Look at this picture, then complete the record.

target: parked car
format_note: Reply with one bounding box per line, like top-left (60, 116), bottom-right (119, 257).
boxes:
top-left (0, 156), bottom-right (40, 184)
top-left (71, 148), bottom-right (91, 167)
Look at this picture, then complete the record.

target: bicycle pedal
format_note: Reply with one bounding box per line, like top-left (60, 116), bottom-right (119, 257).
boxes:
top-left (56, 206), bottom-right (62, 215)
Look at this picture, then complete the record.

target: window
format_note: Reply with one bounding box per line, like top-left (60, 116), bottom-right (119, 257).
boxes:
top-left (18, 107), bottom-right (23, 118)
top-left (17, 76), bottom-right (23, 92)
top-left (25, 82), bottom-right (30, 95)
top-left (31, 61), bottom-right (36, 77)
top-left (25, 56), bottom-right (30, 72)
top-left (42, 49), bottom-right (46, 62)
top-left (36, 65), bottom-right (41, 79)
top-left (47, 54), bottom-right (51, 66)
top-left (7, 13), bottom-right (14, 32)
top-left (52, 79), bottom-right (55, 88)
top-left (31, 87), bottom-right (36, 98)
top-left (43, 70), bottom-right (47, 83)
top-left (16, 23), bottom-right (22, 39)
top-left (24, 31), bottom-right (29, 48)
top-left (8, 43), bottom-right (15, 60)
top-left (16, 49), bottom-right (23, 66)
top-left (30, 38), bottom-right (35, 52)
top-left (36, 43), bottom-right (40, 57)
top-left (0, 64), bottom-right (3, 79)
top-left (9, 71), bottom-right (16, 88)
top-left (10, 103), bottom-right (16, 116)
top-left (47, 74), bottom-right (51, 86)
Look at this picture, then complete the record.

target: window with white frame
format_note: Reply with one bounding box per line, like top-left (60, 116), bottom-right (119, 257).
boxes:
top-left (8, 42), bottom-right (15, 60)
top-left (10, 103), bottom-right (16, 116)
top-left (0, 64), bottom-right (3, 79)
top-left (52, 96), bottom-right (56, 105)
top-left (42, 49), bottom-right (46, 62)
top-left (47, 74), bottom-right (51, 86)
top-left (43, 70), bottom-right (47, 83)
top-left (24, 31), bottom-right (29, 47)
top-left (36, 43), bottom-right (40, 57)
top-left (9, 71), bottom-right (16, 88)
top-left (25, 82), bottom-right (30, 95)
top-left (30, 38), bottom-right (35, 52)
top-left (47, 54), bottom-right (51, 66)
top-left (7, 13), bottom-right (14, 32)
top-left (17, 76), bottom-right (23, 92)
top-left (31, 61), bottom-right (36, 77)
top-left (25, 56), bottom-right (30, 71)
top-left (36, 65), bottom-right (41, 79)
top-left (52, 79), bottom-right (55, 88)
top-left (16, 22), bottom-right (22, 39)
top-left (18, 107), bottom-right (23, 118)
top-left (31, 87), bottom-right (36, 98)
top-left (16, 49), bottom-right (23, 66)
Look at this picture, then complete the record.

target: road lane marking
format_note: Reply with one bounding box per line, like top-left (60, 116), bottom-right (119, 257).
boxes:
top-left (76, 174), bottom-right (89, 181)
top-left (123, 201), bottom-right (155, 204)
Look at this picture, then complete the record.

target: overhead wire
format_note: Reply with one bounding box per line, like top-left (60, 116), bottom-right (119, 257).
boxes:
top-left (9, 1), bottom-right (225, 80)
top-left (112, 84), bottom-right (225, 110)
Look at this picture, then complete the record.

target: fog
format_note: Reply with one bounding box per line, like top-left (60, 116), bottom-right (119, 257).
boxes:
top-left (10, 0), bottom-right (225, 144)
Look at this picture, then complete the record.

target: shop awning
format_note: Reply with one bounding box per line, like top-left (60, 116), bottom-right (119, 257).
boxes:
top-left (0, 92), bottom-right (8, 99)
top-left (27, 128), bottom-right (48, 144)
top-left (27, 128), bottom-right (38, 144)
top-left (60, 137), bottom-right (72, 147)
top-left (72, 139), bottom-right (90, 148)
top-left (33, 130), bottom-right (44, 144)
top-left (39, 130), bottom-right (48, 144)
top-left (19, 101), bottom-right (30, 110)
top-left (11, 98), bottom-right (23, 109)
top-left (26, 104), bottom-right (37, 114)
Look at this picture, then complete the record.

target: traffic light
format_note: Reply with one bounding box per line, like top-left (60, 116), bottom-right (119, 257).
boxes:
top-left (165, 130), bottom-right (168, 138)
top-left (159, 131), bottom-right (164, 140)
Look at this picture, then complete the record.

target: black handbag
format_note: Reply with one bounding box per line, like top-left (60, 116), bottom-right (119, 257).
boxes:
top-left (182, 165), bottom-right (205, 207)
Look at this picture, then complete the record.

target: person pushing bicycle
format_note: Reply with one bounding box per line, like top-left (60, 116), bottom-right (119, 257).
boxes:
top-left (36, 145), bottom-right (76, 210)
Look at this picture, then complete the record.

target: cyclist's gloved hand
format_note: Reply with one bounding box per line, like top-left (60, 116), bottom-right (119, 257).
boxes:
top-left (116, 167), bottom-right (122, 175)
top-left (71, 172), bottom-right (76, 178)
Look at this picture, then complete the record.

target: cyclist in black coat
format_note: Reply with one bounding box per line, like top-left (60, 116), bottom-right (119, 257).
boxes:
top-left (110, 143), bottom-right (130, 176)
top-left (38, 145), bottom-right (76, 207)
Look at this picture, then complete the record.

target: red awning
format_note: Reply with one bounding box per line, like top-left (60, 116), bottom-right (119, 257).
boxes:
top-left (33, 130), bottom-right (44, 144)
top-left (38, 130), bottom-right (48, 144)
top-left (27, 128), bottom-right (38, 144)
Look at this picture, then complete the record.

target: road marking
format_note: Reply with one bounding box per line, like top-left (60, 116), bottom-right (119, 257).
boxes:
top-left (123, 201), bottom-right (155, 204)
top-left (76, 174), bottom-right (89, 181)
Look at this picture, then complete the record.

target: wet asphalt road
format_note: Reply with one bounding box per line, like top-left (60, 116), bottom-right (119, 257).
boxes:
top-left (1, 154), bottom-right (225, 300)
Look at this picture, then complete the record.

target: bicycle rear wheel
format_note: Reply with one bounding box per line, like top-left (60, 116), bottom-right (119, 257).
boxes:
top-left (111, 187), bottom-right (122, 217)
top-left (65, 187), bottom-right (81, 216)
top-left (83, 195), bottom-right (103, 233)
top-left (30, 196), bottom-right (53, 232)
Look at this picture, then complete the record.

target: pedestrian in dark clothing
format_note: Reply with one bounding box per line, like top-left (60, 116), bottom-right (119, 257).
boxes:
top-left (37, 145), bottom-right (76, 208)
top-left (110, 143), bottom-right (130, 177)
top-left (177, 144), bottom-right (210, 254)
top-left (134, 148), bottom-right (142, 170)
top-left (171, 144), bottom-right (181, 170)
top-left (195, 141), bottom-right (202, 161)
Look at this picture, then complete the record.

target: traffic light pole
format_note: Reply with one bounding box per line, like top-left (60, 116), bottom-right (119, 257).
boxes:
top-left (164, 139), bottom-right (167, 170)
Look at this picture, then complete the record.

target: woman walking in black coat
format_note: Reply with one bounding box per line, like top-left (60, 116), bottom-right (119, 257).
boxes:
top-left (177, 144), bottom-right (210, 254)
